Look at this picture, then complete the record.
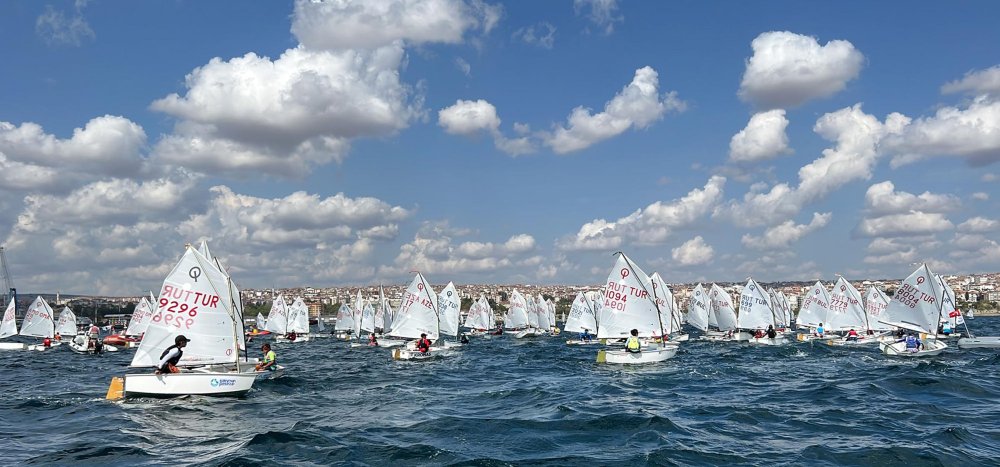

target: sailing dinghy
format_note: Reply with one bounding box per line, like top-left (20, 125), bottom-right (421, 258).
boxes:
top-left (595, 253), bottom-right (678, 364)
top-left (564, 292), bottom-right (600, 345)
top-left (877, 264), bottom-right (949, 357)
top-left (106, 244), bottom-right (262, 399)
top-left (0, 298), bottom-right (26, 350)
top-left (21, 296), bottom-right (57, 351)
top-left (389, 272), bottom-right (451, 360)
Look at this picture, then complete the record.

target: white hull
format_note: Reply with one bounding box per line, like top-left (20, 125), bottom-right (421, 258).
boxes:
top-left (671, 333), bottom-right (690, 342)
top-left (514, 329), bottom-right (536, 339)
top-left (795, 333), bottom-right (838, 343)
top-left (825, 336), bottom-right (881, 346)
top-left (377, 338), bottom-right (406, 347)
top-left (699, 333), bottom-right (736, 342)
top-left (746, 336), bottom-right (789, 346)
top-left (958, 337), bottom-right (1000, 349)
top-left (441, 340), bottom-right (465, 349)
top-left (0, 342), bottom-right (27, 350)
top-left (565, 339), bottom-right (601, 345)
top-left (880, 339), bottom-right (948, 357)
top-left (391, 347), bottom-right (451, 360)
top-left (274, 334), bottom-right (311, 343)
top-left (597, 346), bottom-right (678, 364)
top-left (121, 371), bottom-right (257, 397)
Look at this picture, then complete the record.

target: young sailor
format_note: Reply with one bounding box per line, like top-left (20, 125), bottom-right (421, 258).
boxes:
top-left (416, 333), bottom-right (431, 354)
top-left (255, 343), bottom-right (277, 371)
top-left (624, 329), bottom-right (642, 353)
top-left (155, 335), bottom-right (189, 374)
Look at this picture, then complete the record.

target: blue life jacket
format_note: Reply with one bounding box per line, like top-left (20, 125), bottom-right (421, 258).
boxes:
top-left (905, 335), bottom-right (918, 348)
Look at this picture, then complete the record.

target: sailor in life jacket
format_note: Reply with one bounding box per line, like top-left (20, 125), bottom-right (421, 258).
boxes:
top-left (255, 343), bottom-right (277, 371)
top-left (156, 335), bottom-right (190, 374)
top-left (624, 329), bottom-right (642, 353)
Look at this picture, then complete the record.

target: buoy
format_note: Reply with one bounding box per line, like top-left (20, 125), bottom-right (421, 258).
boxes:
top-left (106, 377), bottom-right (125, 401)
top-left (596, 350), bottom-right (606, 363)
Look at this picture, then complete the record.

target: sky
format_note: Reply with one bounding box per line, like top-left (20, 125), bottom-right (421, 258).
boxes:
top-left (2, 0), bottom-right (1000, 295)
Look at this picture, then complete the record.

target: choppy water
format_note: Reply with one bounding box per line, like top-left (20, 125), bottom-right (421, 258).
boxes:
top-left (3, 320), bottom-right (1000, 466)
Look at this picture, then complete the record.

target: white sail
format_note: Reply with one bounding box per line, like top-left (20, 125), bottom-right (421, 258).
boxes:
top-left (201, 242), bottom-right (246, 352)
top-left (878, 264), bottom-right (943, 334)
top-left (335, 303), bottom-right (355, 331)
top-left (937, 275), bottom-right (964, 327)
top-left (650, 272), bottom-right (675, 335)
top-left (737, 278), bottom-right (774, 330)
top-left (687, 284), bottom-right (710, 331)
top-left (709, 284), bottom-right (738, 331)
top-left (388, 272), bottom-right (440, 340)
top-left (778, 291), bottom-right (792, 327)
top-left (564, 292), bottom-right (598, 334)
top-left (0, 298), bottom-right (17, 338)
top-left (479, 295), bottom-right (496, 329)
top-left (596, 253), bottom-right (663, 339)
top-left (316, 308), bottom-right (326, 332)
top-left (263, 295), bottom-right (289, 335)
top-left (125, 297), bottom-right (155, 337)
top-left (438, 282), bottom-right (461, 336)
top-left (864, 286), bottom-right (891, 331)
top-left (547, 300), bottom-right (557, 328)
top-left (288, 297), bottom-right (310, 334)
top-left (797, 281), bottom-right (831, 329)
top-left (505, 290), bottom-right (531, 329)
top-left (55, 306), bottom-right (77, 336)
top-left (20, 296), bottom-right (55, 338)
top-left (256, 312), bottom-right (266, 329)
top-left (827, 277), bottom-right (869, 332)
top-left (378, 285), bottom-right (391, 333)
top-left (537, 294), bottom-right (549, 329)
top-left (131, 245), bottom-right (240, 367)
top-left (355, 302), bottom-right (374, 334)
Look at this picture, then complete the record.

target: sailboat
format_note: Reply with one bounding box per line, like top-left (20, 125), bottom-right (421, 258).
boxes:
top-left (334, 302), bottom-right (354, 340)
top-left (350, 300), bottom-right (376, 348)
top-left (686, 284), bottom-right (710, 334)
top-left (738, 277), bottom-right (787, 345)
top-left (106, 295), bottom-right (155, 348)
top-left (264, 295), bottom-right (290, 339)
top-left (595, 253), bottom-right (679, 364)
top-left (701, 284), bottom-right (738, 341)
top-left (795, 281), bottom-right (835, 342)
top-left (825, 277), bottom-right (883, 346)
top-left (878, 264), bottom-right (949, 357)
top-left (249, 312), bottom-right (270, 336)
top-left (506, 290), bottom-right (533, 338)
top-left (0, 298), bottom-right (26, 350)
top-left (651, 272), bottom-right (686, 342)
top-left (21, 296), bottom-right (57, 351)
top-left (389, 272), bottom-right (449, 360)
top-left (463, 294), bottom-right (493, 336)
top-left (863, 286), bottom-right (893, 334)
top-left (107, 244), bottom-right (263, 399)
top-left (438, 282), bottom-right (464, 347)
top-left (280, 297), bottom-right (311, 342)
top-left (64, 306), bottom-right (97, 354)
top-left (564, 292), bottom-right (600, 345)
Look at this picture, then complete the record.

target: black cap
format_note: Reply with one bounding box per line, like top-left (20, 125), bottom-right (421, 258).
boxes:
top-left (175, 335), bottom-right (191, 344)
top-left (420, 333), bottom-right (427, 337)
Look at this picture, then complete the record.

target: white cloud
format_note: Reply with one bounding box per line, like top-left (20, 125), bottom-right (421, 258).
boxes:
top-left (573, 0), bottom-right (622, 35)
top-left (438, 99), bottom-right (501, 135)
top-left (512, 22), bottom-right (556, 49)
top-left (972, 192), bottom-right (990, 201)
top-left (151, 45), bottom-right (419, 177)
top-left (715, 105), bottom-right (903, 227)
top-left (983, 173), bottom-right (998, 182)
top-left (741, 212), bottom-right (831, 250)
top-left (671, 236), bottom-right (714, 266)
top-left (958, 216), bottom-right (999, 233)
top-left (35, 1), bottom-right (94, 47)
top-left (864, 181), bottom-right (961, 216)
top-left (379, 223), bottom-right (537, 279)
top-left (437, 99), bottom-right (536, 155)
top-left (854, 212), bottom-right (954, 238)
top-left (544, 66), bottom-right (684, 154)
top-left (729, 109), bottom-right (792, 163)
top-left (455, 57), bottom-right (471, 76)
top-left (558, 176), bottom-right (725, 251)
top-left (883, 96), bottom-right (1000, 167)
top-left (941, 65), bottom-right (1000, 96)
top-left (0, 116), bottom-right (147, 178)
top-left (291, 0), bottom-right (502, 50)
top-left (738, 31), bottom-right (864, 109)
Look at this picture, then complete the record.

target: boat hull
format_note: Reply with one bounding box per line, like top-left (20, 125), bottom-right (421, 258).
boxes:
top-left (391, 347), bottom-right (451, 360)
top-left (880, 339), bottom-right (948, 357)
top-left (596, 346), bottom-right (678, 364)
top-left (122, 372), bottom-right (257, 398)
top-left (0, 342), bottom-right (27, 350)
top-left (746, 336), bottom-right (789, 346)
top-left (826, 336), bottom-right (881, 346)
top-left (957, 337), bottom-right (1000, 349)
top-left (514, 329), bottom-right (536, 339)
top-left (565, 339), bottom-right (601, 345)
top-left (275, 334), bottom-right (311, 343)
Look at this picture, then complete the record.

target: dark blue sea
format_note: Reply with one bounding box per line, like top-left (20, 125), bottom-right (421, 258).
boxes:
top-left (3, 319), bottom-right (1000, 466)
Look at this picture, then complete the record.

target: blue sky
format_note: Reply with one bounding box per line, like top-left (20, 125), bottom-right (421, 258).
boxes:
top-left (2, 0), bottom-right (1000, 295)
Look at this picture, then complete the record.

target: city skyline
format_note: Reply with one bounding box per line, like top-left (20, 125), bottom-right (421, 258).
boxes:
top-left (1, 1), bottom-right (1000, 295)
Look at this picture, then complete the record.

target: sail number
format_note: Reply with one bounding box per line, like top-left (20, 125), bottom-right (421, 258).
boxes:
top-left (159, 298), bottom-right (199, 317)
top-left (894, 284), bottom-right (935, 309)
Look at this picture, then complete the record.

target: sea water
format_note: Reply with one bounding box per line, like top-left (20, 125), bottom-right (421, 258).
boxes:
top-left (2, 321), bottom-right (999, 466)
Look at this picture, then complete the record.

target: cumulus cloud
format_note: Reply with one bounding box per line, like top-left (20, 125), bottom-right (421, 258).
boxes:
top-left (671, 236), bottom-right (714, 266)
top-left (863, 181), bottom-right (961, 216)
top-left (738, 31), bottom-right (864, 109)
top-left (941, 65), bottom-right (1000, 96)
top-left (573, 0), bottom-right (623, 35)
top-left (729, 109), bottom-right (792, 163)
top-left (854, 212), bottom-right (954, 238)
top-left (958, 216), bottom-right (999, 233)
top-left (557, 176), bottom-right (725, 251)
top-left (972, 192), bottom-right (990, 201)
top-left (741, 212), bottom-right (831, 250)
top-left (882, 96), bottom-right (1000, 167)
top-left (512, 22), bottom-right (556, 49)
top-left (35, 1), bottom-right (94, 47)
top-left (379, 222), bottom-right (539, 279)
top-left (151, 45), bottom-right (419, 177)
top-left (544, 66), bottom-right (684, 154)
top-left (437, 99), bottom-right (536, 155)
top-left (455, 57), bottom-right (471, 76)
top-left (291, 0), bottom-right (502, 50)
top-left (715, 105), bottom-right (905, 228)
top-left (0, 116), bottom-right (147, 179)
